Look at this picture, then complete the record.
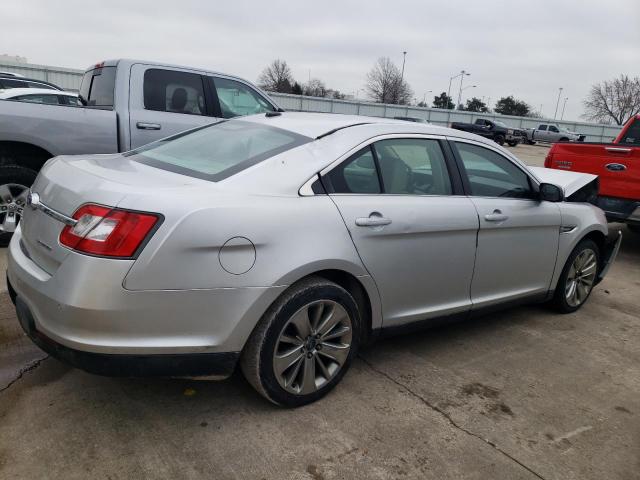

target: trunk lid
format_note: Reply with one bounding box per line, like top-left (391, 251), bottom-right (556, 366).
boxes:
top-left (21, 153), bottom-right (204, 274)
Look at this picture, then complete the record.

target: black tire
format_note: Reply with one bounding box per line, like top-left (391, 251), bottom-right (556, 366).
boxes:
top-left (0, 165), bottom-right (39, 247)
top-left (494, 134), bottom-right (505, 146)
top-left (527, 140), bottom-right (536, 145)
top-left (241, 276), bottom-right (361, 407)
top-left (507, 141), bottom-right (518, 147)
top-left (552, 239), bottom-right (600, 313)
top-left (559, 137), bottom-right (570, 142)
top-left (628, 224), bottom-right (640, 234)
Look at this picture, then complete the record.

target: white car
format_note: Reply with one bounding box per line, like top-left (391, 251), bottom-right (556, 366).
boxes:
top-left (0, 88), bottom-right (81, 106)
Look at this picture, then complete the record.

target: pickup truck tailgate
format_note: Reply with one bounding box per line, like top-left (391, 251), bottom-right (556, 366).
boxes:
top-left (546, 143), bottom-right (640, 200)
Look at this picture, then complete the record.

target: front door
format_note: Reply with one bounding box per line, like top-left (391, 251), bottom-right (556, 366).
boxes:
top-left (451, 140), bottom-right (561, 308)
top-left (325, 136), bottom-right (479, 327)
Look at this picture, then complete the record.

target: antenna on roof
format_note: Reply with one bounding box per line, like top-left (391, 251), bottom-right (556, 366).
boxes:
top-left (265, 111), bottom-right (282, 117)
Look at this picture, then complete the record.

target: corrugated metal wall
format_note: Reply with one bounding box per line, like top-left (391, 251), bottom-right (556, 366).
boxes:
top-left (0, 60), bottom-right (623, 142)
top-left (0, 60), bottom-right (83, 91)
top-left (270, 93), bottom-right (623, 143)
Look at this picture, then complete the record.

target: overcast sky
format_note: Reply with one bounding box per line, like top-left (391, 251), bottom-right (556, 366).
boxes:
top-left (2, 0), bottom-right (638, 121)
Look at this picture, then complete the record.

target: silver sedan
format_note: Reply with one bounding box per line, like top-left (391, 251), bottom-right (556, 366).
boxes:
top-left (7, 113), bottom-right (621, 406)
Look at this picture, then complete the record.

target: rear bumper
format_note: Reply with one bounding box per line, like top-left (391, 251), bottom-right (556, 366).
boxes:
top-left (11, 290), bottom-right (239, 377)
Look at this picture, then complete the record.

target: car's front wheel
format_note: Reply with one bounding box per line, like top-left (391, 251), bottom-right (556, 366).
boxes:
top-left (241, 277), bottom-right (360, 407)
top-left (553, 239), bottom-right (600, 313)
top-left (494, 134), bottom-right (505, 146)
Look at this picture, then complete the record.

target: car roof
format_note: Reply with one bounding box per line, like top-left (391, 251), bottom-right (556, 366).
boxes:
top-left (0, 88), bottom-right (77, 98)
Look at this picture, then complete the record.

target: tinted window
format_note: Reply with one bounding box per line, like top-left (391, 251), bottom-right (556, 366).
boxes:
top-left (326, 147), bottom-right (381, 194)
top-left (620, 120), bottom-right (640, 145)
top-left (63, 95), bottom-right (82, 106)
top-left (538, 125), bottom-right (547, 131)
top-left (79, 66), bottom-right (116, 107)
top-left (549, 125), bottom-right (559, 133)
top-left (213, 77), bottom-right (274, 118)
top-left (14, 94), bottom-right (60, 104)
top-left (373, 139), bottom-right (451, 195)
top-left (128, 121), bottom-right (310, 181)
top-left (144, 69), bottom-right (206, 115)
top-left (455, 142), bottom-right (533, 199)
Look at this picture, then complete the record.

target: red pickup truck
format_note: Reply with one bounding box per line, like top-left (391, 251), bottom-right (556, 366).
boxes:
top-left (545, 114), bottom-right (640, 233)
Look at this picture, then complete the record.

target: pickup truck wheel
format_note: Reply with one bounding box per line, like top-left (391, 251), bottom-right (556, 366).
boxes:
top-left (241, 276), bottom-right (360, 407)
top-left (507, 141), bottom-right (518, 147)
top-left (559, 137), bottom-right (570, 142)
top-left (552, 239), bottom-right (599, 313)
top-left (0, 166), bottom-right (38, 247)
top-left (494, 134), bottom-right (505, 146)
top-left (527, 140), bottom-right (536, 145)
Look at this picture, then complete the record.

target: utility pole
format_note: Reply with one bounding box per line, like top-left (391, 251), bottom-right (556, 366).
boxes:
top-left (448, 70), bottom-right (469, 110)
top-left (401, 51), bottom-right (407, 81)
top-left (561, 97), bottom-right (568, 120)
top-left (554, 87), bottom-right (563, 119)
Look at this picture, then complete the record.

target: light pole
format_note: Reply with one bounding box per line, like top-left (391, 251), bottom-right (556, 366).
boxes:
top-left (460, 85), bottom-right (477, 108)
top-left (457, 75), bottom-right (474, 110)
top-left (448, 70), bottom-right (470, 109)
top-left (422, 90), bottom-right (432, 105)
top-left (553, 87), bottom-right (563, 119)
top-left (401, 51), bottom-right (407, 82)
top-left (561, 97), bottom-right (568, 120)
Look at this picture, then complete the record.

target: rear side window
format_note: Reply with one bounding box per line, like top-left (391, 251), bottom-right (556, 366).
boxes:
top-left (213, 77), bottom-right (274, 118)
top-left (79, 66), bottom-right (116, 108)
top-left (454, 142), bottom-right (534, 199)
top-left (538, 125), bottom-right (547, 131)
top-left (144, 69), bottom-right (206, 115)
top-left (128, 121), bottom-right (311, 181)
top-left (620, 120), bottom-right (640, 145)
top-left (326, 147), bottom-right (381, 194)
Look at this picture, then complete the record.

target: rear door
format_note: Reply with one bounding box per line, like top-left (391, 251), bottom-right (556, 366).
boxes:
top-left (324, 135), bottom-right (479, 327)
top-left (536, 124), bottom-right (548, 141)
top-left (128, 64), bottom-right (219, 149)
top-left (450, 139), bottom-right (561, 308)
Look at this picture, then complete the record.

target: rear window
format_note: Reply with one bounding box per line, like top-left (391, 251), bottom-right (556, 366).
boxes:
top-left (127, 121), bottom-right (311, 181)
top-left (620, 120), bottom-right (640, 145)
top-left (79, 66), bottom-right (116, 108)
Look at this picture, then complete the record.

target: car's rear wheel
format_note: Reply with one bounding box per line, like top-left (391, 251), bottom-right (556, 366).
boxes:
top-left (553, 239), bottom-right (599, 313)
top-left (0, 166), bottom-right (38, 247)
top-left (494, 134), bottom-right (505, 146)
top-left (507, 140), bottom-right (518, 147)
top-left (241, 277), bottom-right (360, 407)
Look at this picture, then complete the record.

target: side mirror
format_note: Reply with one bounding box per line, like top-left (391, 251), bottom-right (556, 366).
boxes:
top-left (539, 183), bottom-right (564, 202)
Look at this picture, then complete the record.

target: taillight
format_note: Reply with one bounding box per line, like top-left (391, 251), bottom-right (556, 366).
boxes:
top-left (60, 204), bottom-right (159, 258)
top-left (544, 151), bottom-right (554, 167)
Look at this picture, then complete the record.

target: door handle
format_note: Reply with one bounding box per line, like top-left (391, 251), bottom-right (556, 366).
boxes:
top-left (355, 213), bottom-right (392, 227)
top-left (605, 163), bottom-right (627, 172)
top-left (136, 122), bottom-right (161, 130)
top-left (484, 210), bottom-right (508, 222)
top-left (605, 147), bottom-right (631, 153)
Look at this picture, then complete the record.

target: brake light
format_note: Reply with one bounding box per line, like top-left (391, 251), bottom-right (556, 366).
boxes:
top-left (60, 204), bottom-right (159, 258)
top-left (544, 151), bottom-right (554, 167)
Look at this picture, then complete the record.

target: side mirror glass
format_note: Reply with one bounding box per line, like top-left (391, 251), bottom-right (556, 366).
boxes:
top-left (539, 183), bottom-right (564, 202)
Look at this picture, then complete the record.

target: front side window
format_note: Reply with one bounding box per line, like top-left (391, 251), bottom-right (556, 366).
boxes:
top-left (144, 69), bottom-right (206, 115)
top-left (326, 147), bottom-right (381, 194)
top-left (538, 125), bottom-right (547, 131)
top-left (549, 126), bottom-right (559, 133)
top-left (455, 142), bottom-right (534, 199)
top-left (213, 77), bottom-right (274, 118)
top-left (128, 121), bottom-right (311, 181)
top-left (373, 139), bottom-right (452, 195)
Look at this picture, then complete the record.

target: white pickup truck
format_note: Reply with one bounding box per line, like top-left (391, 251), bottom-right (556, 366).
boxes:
top-left (524, 123), bottom-right (585, 144)
top-left (0, 59), bottom-right (280, 244)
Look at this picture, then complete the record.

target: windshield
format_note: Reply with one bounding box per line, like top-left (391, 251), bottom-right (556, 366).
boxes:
top-left (128, 120), bottom-right (311, 181)
top-left (493, 120), bottom-right (508, 127)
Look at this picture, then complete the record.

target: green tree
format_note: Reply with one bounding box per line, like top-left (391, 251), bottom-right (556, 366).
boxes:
top-left (465, 97), bottom-right (488, 112)
top-left (432, 92), bottom-right (454, 109)
top-left (291, 82), bottom-right (303, 95)
top-left (494, 96), bottom-right (530, 116)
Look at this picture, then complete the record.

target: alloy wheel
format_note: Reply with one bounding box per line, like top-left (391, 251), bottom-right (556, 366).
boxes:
top-left (565, 248), bottom-right (597, 307)
top-left (0, 183), bottom-right (28, 233)
top-left (273, 300), bottom-right (352, 395)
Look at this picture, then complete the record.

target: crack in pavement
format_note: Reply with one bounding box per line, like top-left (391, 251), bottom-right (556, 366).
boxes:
top-left (358, 355), bottom-right (547, 480)
top-left (0, 356), bottom-right (48, 395)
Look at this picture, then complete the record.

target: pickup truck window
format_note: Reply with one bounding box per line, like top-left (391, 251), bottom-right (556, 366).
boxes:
top-left (549, 126), bottom-right (559, 133)
top-left (454, 142), bottom-right (534, 199)
top-left (129, 121), bottom-right (311, 181)
top-left (144, 69), bottom-right (206, 116)
top-left (79, 66), bottom-right (116, 108)
top-left (14, 94), bottom-right (60, 104)
top-left (213, 77), bottom-right (274, 118)
top-left (538, 125), bottom-right (547, 131)
top-left (620, 121), bottom-right (640, 145)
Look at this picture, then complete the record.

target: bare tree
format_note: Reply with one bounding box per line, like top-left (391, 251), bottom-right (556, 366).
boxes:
top-left (257, 59), bottom-right (294, 93)
top-left (304, 78), bottom-right (327, 97)
top-left (365, 57), bottom-right (413, 105)
top-left (583, 74), bottom-right (640, 125)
